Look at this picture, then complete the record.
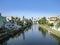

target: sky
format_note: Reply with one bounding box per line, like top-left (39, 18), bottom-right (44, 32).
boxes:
top-left (0, 0), bottom-right (60, 19)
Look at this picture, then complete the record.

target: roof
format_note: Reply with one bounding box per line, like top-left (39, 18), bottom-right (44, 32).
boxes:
top-left (48, 17), bottom-right (57, 21)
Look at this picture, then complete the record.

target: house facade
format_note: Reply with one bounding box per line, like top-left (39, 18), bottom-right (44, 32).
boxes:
top-left (5, 16), bottom-right (21, 30)
top-left (48, 17), bottom-right (57, 24)
top-left (48, 16), bottom-right (60, 31)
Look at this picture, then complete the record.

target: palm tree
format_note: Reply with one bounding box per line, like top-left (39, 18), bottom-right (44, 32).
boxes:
top-left (38, 17), bottom-right (47, 24)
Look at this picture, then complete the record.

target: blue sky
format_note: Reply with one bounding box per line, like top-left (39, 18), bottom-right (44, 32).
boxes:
top-left (0, 0), bottom-right (60, 19)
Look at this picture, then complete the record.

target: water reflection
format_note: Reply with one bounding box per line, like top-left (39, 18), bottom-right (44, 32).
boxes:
top-left (0, 37), bottom-right (9, 45)
top-left (22, 31), bottom-right (25, 40)
top-left (38, 27), bottom-right (47, 37)
top-left (38, 26), bottom-right (60, 45)
top-left (50, 33), bottom-right (60, 45)
top-left (0, 25), bottom-right (32, 45)
top-left (0, 41), bottom-right (7, 45)
top-left (0, 24), bottom-right (60, 45)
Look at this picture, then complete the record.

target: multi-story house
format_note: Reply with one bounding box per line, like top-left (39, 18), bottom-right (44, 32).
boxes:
top-left (48, 17), bottom-right (57, 24)
top-left (48, 16), bottom-right (60, 31)
top-left (5, 16), bottom-right (21, 30)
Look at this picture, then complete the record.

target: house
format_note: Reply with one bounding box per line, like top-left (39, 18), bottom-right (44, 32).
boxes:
top-left (48, 17), bottom-right (57, 24)
top-left (6, 16), bottom-right (13, 21)
top-left (5, 16), bottom-right (21, 30)
top-left (48, 16), bottom-right (60, 31)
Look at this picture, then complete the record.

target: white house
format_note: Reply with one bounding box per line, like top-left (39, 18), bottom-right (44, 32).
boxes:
top-left (5, 16), bottom-right (21, 30)
top-left (48, 16), bottom-right (60, 31)
top-left (48, 17), bottom-right (57, 24)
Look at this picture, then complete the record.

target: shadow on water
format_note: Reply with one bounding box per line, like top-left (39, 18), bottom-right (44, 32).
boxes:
top-left (0, 25), bottom-right (32, 45)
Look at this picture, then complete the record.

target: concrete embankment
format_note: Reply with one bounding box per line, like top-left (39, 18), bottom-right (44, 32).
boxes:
top-left (38, 24), bottom-right (60, 38)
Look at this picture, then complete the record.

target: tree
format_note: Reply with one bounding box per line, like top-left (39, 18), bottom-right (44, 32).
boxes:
top-left (38, 17), bottom-right (47, 24)
top-left (56, 21), bottom-right (60, 28)
top-left (55, 18), bottom-right (60, 29)
top-left (48, 23), bottom-right (54, 27)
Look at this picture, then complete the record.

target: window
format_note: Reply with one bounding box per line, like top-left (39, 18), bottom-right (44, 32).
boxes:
top-left (12, 24), bottom-right (14, 26)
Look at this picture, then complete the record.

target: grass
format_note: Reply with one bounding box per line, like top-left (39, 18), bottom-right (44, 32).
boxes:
top-left (38, 24), bottom-right (60, 38)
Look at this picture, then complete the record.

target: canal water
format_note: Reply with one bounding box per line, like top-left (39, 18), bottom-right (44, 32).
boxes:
top-left (0, 24), bottom-right (60, 45)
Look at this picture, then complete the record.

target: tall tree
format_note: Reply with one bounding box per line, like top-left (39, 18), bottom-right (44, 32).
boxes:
top-left (38, 17), bottom-right (47, 24)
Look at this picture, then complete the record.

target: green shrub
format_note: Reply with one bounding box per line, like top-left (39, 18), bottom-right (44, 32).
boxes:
top-left (48, 23), bottom-right (54, 27)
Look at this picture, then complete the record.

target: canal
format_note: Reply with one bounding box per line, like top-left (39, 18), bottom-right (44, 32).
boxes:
top-left (0, 24), bottom-right (60, 45)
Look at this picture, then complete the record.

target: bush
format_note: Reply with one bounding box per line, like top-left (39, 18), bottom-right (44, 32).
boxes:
top-left (48, 23), bottom-right (54, 27)
top-left (38, 17), bottom-right (47, 24)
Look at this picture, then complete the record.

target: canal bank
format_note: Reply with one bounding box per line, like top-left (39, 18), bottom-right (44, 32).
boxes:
top-left (0, 24), bottom-right (32, 41)
top-left (38, 24), bottom-right (60, 38)
top-left (0, 24), bottom-right (60, 45)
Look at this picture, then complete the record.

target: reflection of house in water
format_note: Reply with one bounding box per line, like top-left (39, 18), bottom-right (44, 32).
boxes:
top-left (22, 31), bottom-right (25, 40)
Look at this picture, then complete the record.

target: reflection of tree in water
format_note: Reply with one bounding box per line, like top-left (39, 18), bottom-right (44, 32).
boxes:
top-left (0, 25), bottom-right (32, 45)
top-left (0, 41), bottom-right (7, 45)
top-left (0, 37), bottom-right (10, 45)
top-left (38, 27), bottom-right (47, 37)
top-left (12, 31), bottom-right (22, 39)
top-left (25, 25), bottom-right (32, 32)
top-left (0, 31), bottom-right (24, 45)
top-left (22, 31), bottom-right (25, 40)
top-left (50, 33), bottom-right (60, 45)
top-left (10, 25), bottom-right (32, 40)
top-left (22, 25), bottom-right (32, 40)
top-left (10, 31), bottom-right (23, 39)
top-left (34, 24), bottom-right (37, 30)
top-left (31, 25), bottom-right (33, 31)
